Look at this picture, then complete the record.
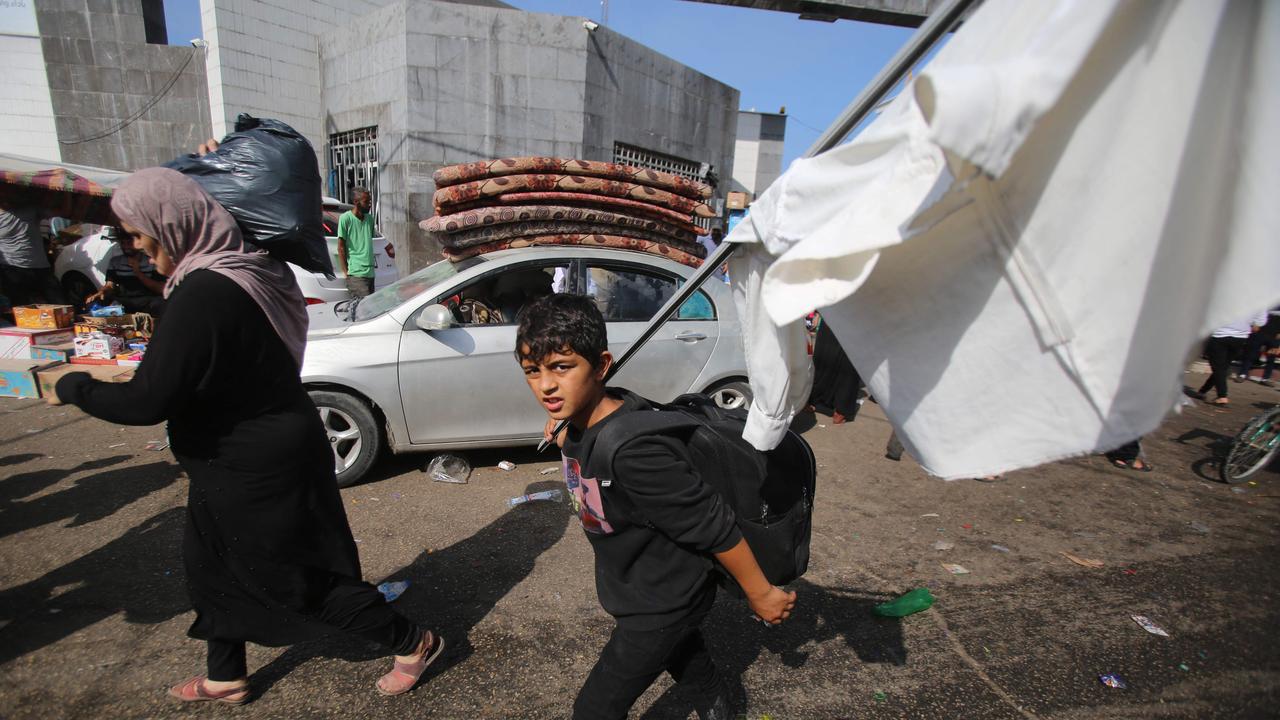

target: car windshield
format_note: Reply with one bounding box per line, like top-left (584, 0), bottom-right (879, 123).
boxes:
top-left (350, 256), bottom-right (485, 322)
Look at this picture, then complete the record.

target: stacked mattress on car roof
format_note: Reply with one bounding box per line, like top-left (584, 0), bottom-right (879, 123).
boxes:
top-left (422, 157), bottom-right (714, 268)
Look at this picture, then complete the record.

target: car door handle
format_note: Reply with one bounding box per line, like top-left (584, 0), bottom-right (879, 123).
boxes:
top-left (674, 331), bottom-right (706, 342)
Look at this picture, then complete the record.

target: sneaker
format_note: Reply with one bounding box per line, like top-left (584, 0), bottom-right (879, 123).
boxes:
top-left (1232, 374), bottom-right (1245, 383)
top-left (1259, 379), bottom-right (1276, 388)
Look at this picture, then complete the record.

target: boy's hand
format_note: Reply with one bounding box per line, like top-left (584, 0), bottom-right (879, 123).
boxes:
top-left (747, 585), bottom-right (796, 625)
top-left (543, 418), bottom-right (566, 448)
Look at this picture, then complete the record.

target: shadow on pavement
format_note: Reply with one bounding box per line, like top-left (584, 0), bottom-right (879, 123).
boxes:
top-left (0, 458), bottom-right (180, 539)
top-left (351, 444), bottom-right (559, 488)
top-left (248, 480), bottom-right (570, 694)
top-left (0, 507), bottom-right (189, 665)
top-left (0, 453), bottom-right (42, 467)
top-left (641, 581), bottom-right (907, 719)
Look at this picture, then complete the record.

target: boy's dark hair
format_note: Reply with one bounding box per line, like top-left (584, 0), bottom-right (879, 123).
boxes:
top-left (515, 293), bottom-right (609, 369)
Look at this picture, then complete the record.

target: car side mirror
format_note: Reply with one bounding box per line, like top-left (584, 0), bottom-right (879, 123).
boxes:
top-left (415, 303), bottom-right (455, 331)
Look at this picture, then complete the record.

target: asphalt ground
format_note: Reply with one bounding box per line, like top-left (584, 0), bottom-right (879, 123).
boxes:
top-left (1, 369), bottom-right (1278, 719)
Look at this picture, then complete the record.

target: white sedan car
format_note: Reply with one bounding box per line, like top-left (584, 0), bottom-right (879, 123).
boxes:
top-left (302, 245), bottom-right (751, 487)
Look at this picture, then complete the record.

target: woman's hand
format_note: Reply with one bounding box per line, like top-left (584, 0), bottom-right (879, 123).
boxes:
top-left (197, 138), bottom-right (220, 156)
top-left (747, 585), bottom-right (797, 625)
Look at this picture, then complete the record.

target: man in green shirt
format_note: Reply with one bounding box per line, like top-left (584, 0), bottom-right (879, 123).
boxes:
top-left (337, 188), bottom-right (377, 297)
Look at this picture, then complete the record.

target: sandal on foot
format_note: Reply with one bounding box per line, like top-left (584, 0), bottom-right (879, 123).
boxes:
top-left (377, 631), bottom-right (445, 696)
top-left (168, 676), bottom-right (249, 705)
top-left (1213, 397), bottom-right (1230, 406)
top-left (1110, 458), bottom-right (1153, 473)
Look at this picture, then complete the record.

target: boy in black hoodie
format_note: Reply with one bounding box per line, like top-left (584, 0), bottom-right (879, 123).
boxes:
top-left (515, 294), bottom-right (796, 720)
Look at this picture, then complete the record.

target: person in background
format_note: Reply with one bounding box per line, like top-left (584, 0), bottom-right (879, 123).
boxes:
top-left (0, 207), bottom-right (67, 305)
top-left (1105, 438), bottom-right (1151, 472)
top-left (46, 168), bottom-right (443, 705)
top-left (699, 227), bottom-right (728, 281)
top-left (84, 226), bottom-right (167, 316)
top-left (1236, 305), bottom-right (1280, 387)
top-left (337, 187), bottom-right (377, 298)
top-left (806, 314), bottom-right (863, 424)
top-left (1188, 311), bottom-right (1269, 406)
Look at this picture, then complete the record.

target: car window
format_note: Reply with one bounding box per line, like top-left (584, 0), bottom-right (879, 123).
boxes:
top-left (322, 212), bottom-right (341, 236)
top-left (352, 256), bottom-right (484, 322)
top-left (438, 263), bottom-right (570, 326)
top-left (585, 265), bottom-right (715, 321)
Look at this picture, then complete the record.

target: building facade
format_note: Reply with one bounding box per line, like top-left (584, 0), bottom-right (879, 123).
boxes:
top-left (730, 109), bottom-right (785, 201)
top-left (1, 0), bottom-right (213, 169)
top-left (2, 0), bottom-right (740, 273)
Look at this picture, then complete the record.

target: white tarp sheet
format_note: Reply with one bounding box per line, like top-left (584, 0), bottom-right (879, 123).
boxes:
top-left (727, 0), bottom-right (1279, 479)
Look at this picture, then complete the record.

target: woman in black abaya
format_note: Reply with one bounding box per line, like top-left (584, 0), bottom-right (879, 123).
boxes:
top-left (48, 168), bottom-right (443, 703)
top-left (807, 314), bottom-right (863, 424)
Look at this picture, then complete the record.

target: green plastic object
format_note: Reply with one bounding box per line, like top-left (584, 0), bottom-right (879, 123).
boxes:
top-left (873, 588), bottom-right (935, 617)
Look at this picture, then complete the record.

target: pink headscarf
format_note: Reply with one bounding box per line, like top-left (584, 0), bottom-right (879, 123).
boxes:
top-left (110, 167), bottom-right (309, 369)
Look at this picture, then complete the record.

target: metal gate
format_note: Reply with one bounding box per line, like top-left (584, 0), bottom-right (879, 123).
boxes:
top-left (613, 142), bottom-right (719, 230)
top-left (328, 127), bottom-right (379, 217)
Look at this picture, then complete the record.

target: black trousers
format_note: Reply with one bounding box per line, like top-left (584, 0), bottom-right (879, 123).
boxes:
top-left (205, 589), bottom-right (421, 680)
top-left (573, 617), bottom-right (727, 720)
top-left (345, 275), bottom-right (374, 298)
top-left (1240, 320), bottom-right (1279, 379)
top-left (1199, 336), bottom-right (1246, 399)
top-left (1105, 439), bottom-right (1142, 464)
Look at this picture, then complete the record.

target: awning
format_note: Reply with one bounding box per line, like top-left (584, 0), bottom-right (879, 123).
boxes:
top-left (0, 153), bottom-right (129, 226)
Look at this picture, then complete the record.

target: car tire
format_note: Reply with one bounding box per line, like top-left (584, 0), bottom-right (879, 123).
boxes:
top-left (707, 379), bottom-right (753, 411)
top-left (61, 271), bottom-right (95, 309)
top-left (309, 390), bottom-right (383, 488)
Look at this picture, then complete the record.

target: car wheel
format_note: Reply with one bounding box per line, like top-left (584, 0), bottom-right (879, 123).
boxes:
top-left (309, 390), bottom-right (383, 488)
top-left (61, 271), bottom-right (95, 309)
top-left (707, 379), bottom-right (753, 411)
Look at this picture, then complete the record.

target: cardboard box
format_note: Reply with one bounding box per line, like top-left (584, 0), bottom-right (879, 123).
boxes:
top-left (30, 341), bottom-right (75, 362)
top-left (74, 334), bottom-right (125, 359)
top-left (0, 326), bottom-right (76, 359)
top-left (0, 358), bottom-right (47, 398)
top-left (36, 362), bottom-right (133, 398)
top-left (13, 304), bottom-right (74, 329)
top-left (75, 313), bottom-right (152, 341)
top-left (69, 356), bottom-right (119, 365)
top-left (726, 191), bottom-right (749, 210)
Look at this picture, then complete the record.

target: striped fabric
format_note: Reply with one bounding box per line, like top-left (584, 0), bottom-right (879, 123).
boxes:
top-left (0, 167), bottom-right (117, 225)
top-left (433, 174), bottom-right (716, 218)
top-left (433, 157), bottom-right (712, 199)
top-left (421, 204), bottom-right (699, 244)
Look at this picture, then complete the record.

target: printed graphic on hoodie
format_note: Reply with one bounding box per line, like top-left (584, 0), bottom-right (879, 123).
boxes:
top-left (563, 456), bottom-right (614, 534)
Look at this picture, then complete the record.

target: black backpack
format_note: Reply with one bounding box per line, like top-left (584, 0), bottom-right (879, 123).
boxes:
top-left (594, 393), bottom-right (817, 595)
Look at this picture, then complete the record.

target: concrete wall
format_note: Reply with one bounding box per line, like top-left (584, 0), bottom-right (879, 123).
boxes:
top-left (0, 34), bottom-right (61, 160)
top-left (582, 28), bottom-right (738, 190)
top-left (730, 110), bottom-right (784, 199)
top-left (199, 0), bottom-right (396, 151)
top-left (315, 0), bottom-right (738, 273)
top-left (33, 0), bottom-right (212, 170)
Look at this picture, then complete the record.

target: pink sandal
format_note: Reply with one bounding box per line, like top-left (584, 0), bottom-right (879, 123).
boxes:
top-left (376, 631), bottom-right (445, 696)
top-left (168, 676), bottom-right (249, 705)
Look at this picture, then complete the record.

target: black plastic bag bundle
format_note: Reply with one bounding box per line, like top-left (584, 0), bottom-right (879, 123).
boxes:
top-left (166, 113), bottom-right (333, 276)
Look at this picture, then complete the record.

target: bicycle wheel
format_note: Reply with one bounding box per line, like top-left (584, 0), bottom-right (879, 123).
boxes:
top-left (1220, 407), bottom-right (1280, 484)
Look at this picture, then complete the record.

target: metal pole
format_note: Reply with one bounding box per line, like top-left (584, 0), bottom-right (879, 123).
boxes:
top-left (538, 0), bottom-right (980, 452)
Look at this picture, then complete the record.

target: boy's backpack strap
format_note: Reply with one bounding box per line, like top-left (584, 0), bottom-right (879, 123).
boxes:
top-left (593, 409), bottom-right (702, 481)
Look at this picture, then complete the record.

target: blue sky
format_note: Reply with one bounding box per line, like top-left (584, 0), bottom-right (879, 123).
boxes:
top-left (160, 0), bottom-right (912, 169)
